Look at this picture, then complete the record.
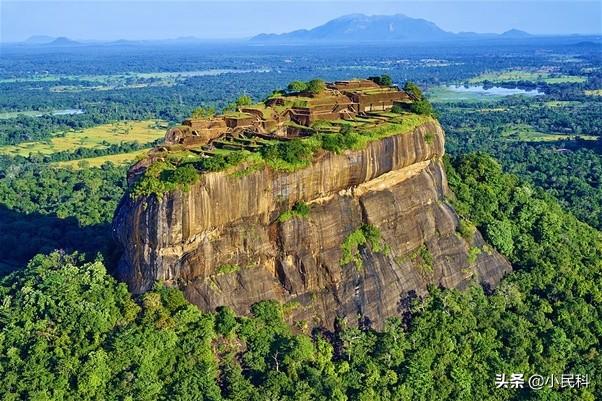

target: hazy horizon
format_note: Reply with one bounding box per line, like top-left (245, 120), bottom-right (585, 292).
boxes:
top-left (1, 1), bottom-right (601, 43)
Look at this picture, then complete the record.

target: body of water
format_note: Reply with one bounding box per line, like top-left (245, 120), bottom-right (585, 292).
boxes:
top-left (50, 109), bottom-right (85, 116)
top-left (0, 108), bottom-right (85, 119)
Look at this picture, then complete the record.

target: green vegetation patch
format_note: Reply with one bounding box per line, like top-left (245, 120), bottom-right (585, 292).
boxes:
top-left (216, 264), bottom-right (240, 275)
top-left (278, 201), bottom-right (311, 223)
top-left (340, 224), bottom-right (389, 269)
top-left (260, 138), bottom-right (318, 172)
top-left (130, 161), bottom-right (199, 199)
top-left (408, 100), bottom-right (435, 116)
top-left (352, 115), bottom-right (432, 149)
top-left (222, 111), bottom-right (253, 119)
top-left (424, 132), bottom-right (434, 144)
top-left (399, 244), bottom-right (434, 275)
top-left (200, 150), bottom-right (248, 172)
top-left (417, 244), bottom-right (434, 274)
top-left (320, 131), bottom-right (361, 153)
top-left (467, 246), bottom-right (482, 265)
top-left (231, 153), bottom-right (265, 178)
top-left (584, 89), bottom-right (602, 96)
top-left (190, 106), bottom-right (215, 118)
top-left (484, 219), bottom-right (514, 256)
top-left (285, 78), bottom-right (326, 95)
top-left (457, 219), bottom-right (477, 243)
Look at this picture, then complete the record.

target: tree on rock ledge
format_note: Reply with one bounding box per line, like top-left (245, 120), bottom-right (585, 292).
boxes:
top-left (369, 74), bottom-right (393, 86)
top-left (410, 99), bottom-right (434, 116)
top-left (306, 79), bottom-right (326, 95)
top-left (403, 81), bottom-right (423, 100)
top-left (287, 80), bottom-right (308, 93)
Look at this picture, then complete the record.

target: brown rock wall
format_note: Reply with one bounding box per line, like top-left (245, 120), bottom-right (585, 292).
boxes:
top-left (113, 119), bottom-right (511, 329)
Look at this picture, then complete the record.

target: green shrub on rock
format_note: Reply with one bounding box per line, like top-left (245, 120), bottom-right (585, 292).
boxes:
top-left (320, 132), bottom-right (360, 153)
top-left (130, 162), bottom-right (200, 199)
top-left (278, 201), bottom-right (311, 222)
top-left (340, 224), bottom-right (388, 269)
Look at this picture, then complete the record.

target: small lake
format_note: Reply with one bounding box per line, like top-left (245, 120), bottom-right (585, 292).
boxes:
top-left (49, 109), bottom-right (85, 116)
top-left (445, 85), bottom-right (543, 97)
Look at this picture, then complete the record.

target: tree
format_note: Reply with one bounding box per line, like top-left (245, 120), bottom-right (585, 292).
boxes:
top-left (306, 79), bottom-right (326, 95)
top-left (235, 95), bottom-right (253, 107)
top-left (190, 106), bottom-right (215, 119)
top-left (287, 80), bottom-right (308, 93)
top-left (403, 81), bottom-right (423, 100)
top-left (260, 139), bottom-right (313, 165)
top-left (410, 99), bottom-right (434, 116)
top-left (379, 74), bottom-right (393, 86)
top-left (485, 219), bottom-right (514, 256)
top-left (166, 164), bottom-right (199, 189)
top-left (369, 75), bottom-right (393, 86)
top-left (391, 104), bottom-right (405, 114)
top-left (215, 306), bottom-right (238, 336)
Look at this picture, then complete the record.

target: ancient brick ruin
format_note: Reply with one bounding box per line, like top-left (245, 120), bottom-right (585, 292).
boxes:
top-left (164, 78), bottom-right (411, 148)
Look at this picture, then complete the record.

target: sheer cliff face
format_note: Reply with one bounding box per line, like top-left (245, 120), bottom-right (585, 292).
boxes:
top-left (113, 120), bottom-right (511, 329)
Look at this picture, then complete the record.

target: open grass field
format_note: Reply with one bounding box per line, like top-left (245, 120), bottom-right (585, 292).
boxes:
top-left (0, 120), bottom-right (166, 157)
top-left (544, 100), bottom-right (582, 107)
top-left (500, 123), bottom-right (598, 142)
top-left (0, 110), bottom-right (50, 119)
top-left (54, 149), bottom-right (150, 168)
top-left (468, 70), bottom-right (586, 84)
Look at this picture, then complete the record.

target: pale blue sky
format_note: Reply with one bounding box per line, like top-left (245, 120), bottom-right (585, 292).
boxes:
top-left (1, 1), bottom-right (601, 42)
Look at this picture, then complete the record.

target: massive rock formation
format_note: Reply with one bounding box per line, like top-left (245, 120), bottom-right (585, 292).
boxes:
top-left (113, 119), bottom-right (511, 329)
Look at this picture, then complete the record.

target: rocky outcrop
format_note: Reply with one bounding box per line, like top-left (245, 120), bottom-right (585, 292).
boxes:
top-left (113, 119), bottom-right (511, 329)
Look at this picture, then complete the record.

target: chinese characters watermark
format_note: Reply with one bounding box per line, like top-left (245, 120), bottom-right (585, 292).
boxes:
top-left (495, 373), bottom-right (590, 390)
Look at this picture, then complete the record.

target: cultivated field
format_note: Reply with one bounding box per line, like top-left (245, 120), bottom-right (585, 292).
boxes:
top-left (500, 123), bottom-right (598, 142)
top-left (0, 120), bottom-right (166, 157)
top-left (585, 89), bottom-right (602, 96)
top-left (468, 70), bottom-right (586, 84)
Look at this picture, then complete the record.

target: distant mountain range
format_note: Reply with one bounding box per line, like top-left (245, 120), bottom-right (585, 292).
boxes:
top-left (48, 37), bottom-right (81, 46)
top-left (11, 14), bottom-right (599, 47)
top-left (15, 35), bottom-right (231, 47)
top-left (22, 36), bottom-right (82, 46)
top-left (252, 14), bottom-right (532, 43)
top-left (23, 35), bottom-right (57, 44)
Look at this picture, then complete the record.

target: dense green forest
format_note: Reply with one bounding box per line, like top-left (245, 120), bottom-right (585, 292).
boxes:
top-left (1, 153), bottom-right (600, 400)
top-left (439, 98), bottom-right (602, 230)
top-left (0, 161), bottom-right (126, 272)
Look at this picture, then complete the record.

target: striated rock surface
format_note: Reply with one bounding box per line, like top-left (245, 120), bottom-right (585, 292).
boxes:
top-left (113, 119), bottom-right (511, 329)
